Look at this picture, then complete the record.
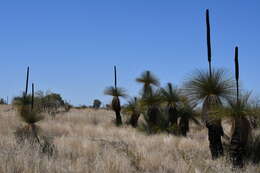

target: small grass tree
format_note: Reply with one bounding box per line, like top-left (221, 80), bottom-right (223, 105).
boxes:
top-left (136, 71), bottom-right (163, 132)
top-left (14, 67), bottom-right (43, 145)
top-left (160, 83), bottom-right (180, 129)
top-left (14, 67), bottom-right (55, 157)
top-left (177, 97), bottom-right (201, 136)
top-left (123, 97), bottom-right (141, 127)
top-left (140, 88), bottom-right (164, 133)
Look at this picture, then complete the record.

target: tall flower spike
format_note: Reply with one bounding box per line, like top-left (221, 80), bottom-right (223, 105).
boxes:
top-left (31, 83), bottom-right (34, 110)
top-left (114, 66), bottom-right (117, 89)
top-left (25, 66), bottom-right (30, 96)
top-left (206, 9), bottom-right (212, 77)
top-left (235, 46), bottom-right (239, 103)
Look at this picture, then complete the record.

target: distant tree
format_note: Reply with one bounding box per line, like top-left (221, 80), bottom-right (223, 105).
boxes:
top-left (13, 91), bottom-right (67, 117)
top-left (93, 99), bottom-right (102, 109)
top-left (0, 98), bottom-right (7, 104)
top-left (64, 101), bottom-right (72, 112)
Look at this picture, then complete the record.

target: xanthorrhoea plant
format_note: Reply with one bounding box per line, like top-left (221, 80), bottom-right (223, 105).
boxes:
top-left (140, 88), bottom-right (163, 132)
top-left (185, 68), bottom-right (235, 159)
top-left (184, 9), bottom-right (236, 159)
top-left (229, 46), bottom-right (251, 168)
top-left (123, 97), bottom-right (141, 127)
top-left (15, 68), bottom-right (43, 145)
top-left (178, 98), bottom-right (201, 136)
top-left (136, 71), bottom-right (160, 98)
top-left (160, 83), bottom-right (180, 127)
top-left (104, 66), bottom-right (127, 126)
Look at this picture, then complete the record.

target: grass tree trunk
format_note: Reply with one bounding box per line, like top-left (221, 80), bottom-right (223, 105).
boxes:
top-left (129, 113), bottom-right (140, 128)
top-left (147, 106), bottom-right (159, 126)
top-left (168, 106), bottom-right (178, 126)
top-left (112, 97), bottom-right (122, 126)
top-left (115, 110), bottom-right (122, 126)
top-left (206, 119), bottom-right (224, 159)
top-left (179, 115), bottom-right (189, 136)
top-left (230, 116), bottom-right (251, 168)
top-left (203, 96), bottom-right (224, 159)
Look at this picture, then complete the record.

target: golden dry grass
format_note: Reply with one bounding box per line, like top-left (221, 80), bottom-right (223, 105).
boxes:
top-left (0, 105), bottom-right (259, 173)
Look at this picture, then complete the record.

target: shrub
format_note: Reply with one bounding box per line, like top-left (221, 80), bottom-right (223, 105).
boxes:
top-left (93, 99), bottom-right (102, 109)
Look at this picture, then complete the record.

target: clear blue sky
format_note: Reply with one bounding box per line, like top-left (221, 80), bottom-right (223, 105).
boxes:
top-left (0, 0), bottom-right (259, 106)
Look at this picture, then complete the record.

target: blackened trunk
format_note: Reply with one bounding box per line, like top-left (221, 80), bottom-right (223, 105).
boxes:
top-left (115, 110), bottom-right (122, 126)
top-left (147, 106), bottom-right (159, 126)
top-left (168, 106), bottom-right (178, 126)
top-left (230, 116), bottom-right (250, 168)
top-left (112, 97), bottom-right (122, 126)
top-left (179, 115), bottom-right (189, 136)
top-left (206, 121), bottom-right (224, 159)
top-left (129, 113), bottom-right (140, 128)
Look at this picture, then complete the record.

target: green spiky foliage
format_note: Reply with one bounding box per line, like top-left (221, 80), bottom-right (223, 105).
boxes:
top-left (104, 86), bottom-right (127, 98)
top-left (104, 86), bottom-right (127, 126)
top-left (123, 97), bottom-right (141, 127)
top-left (184, 68), bottom-right (235, 159)
top-left (160, 83), bottom-right (181, 127)
top-left (184, 69), bottom-right (235, 106)
top-left (136, 71), bottom-right (160, 98)
top-left (14, 95), bottom-right (44, 125)
top-left (184, 69), bottom-right (235, 121)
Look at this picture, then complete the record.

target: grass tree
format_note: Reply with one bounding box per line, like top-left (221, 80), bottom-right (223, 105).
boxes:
top-left (184, 69), bottom-right (235, 159)
top-left (104, 66), bottom-right (127, 126)
top-left (177, 97), bottom-right (201, 136)
top-left (229, 47), bottom-right (252, 168)
top-left (123, 97), bottom-right (141, 128)
top-left (14, 67), bottom-right (43, 145)
top-left (140, 88), bottom-right (163, 132)
top-left (184, 9), bottom-right (235, 159)
top-left (227, 93), bottom-right (252, 168)
top-left (136, 71), bottom-right (160, 98)
top-left (160, 83), bottom-right (181, 128)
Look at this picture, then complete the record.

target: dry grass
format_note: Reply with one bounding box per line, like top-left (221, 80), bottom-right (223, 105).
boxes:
top-left (0, 105), bottom-right (259, 173)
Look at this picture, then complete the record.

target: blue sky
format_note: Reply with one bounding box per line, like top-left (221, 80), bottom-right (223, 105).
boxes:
top-left (0, 0), bottom-right (259, 106)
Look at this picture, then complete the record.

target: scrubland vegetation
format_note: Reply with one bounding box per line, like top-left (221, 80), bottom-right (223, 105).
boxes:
top-left (0, 105), bottom-right (259, 173)
top-left (1, 9), bottom-right (260, 173)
